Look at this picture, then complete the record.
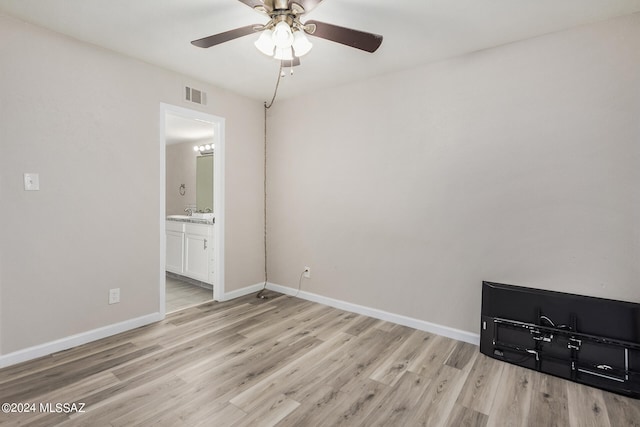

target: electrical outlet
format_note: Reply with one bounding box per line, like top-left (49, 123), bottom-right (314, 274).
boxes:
top-left (303, 266), bottom-right (311, 279)
top-left (23, 173), bottom-right (40, 191)
top-left (109, 288), bottom-right (120, 304)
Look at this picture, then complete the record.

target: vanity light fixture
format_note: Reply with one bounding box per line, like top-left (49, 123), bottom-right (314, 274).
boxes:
top-left (193, 143), bottom-right (214, 155)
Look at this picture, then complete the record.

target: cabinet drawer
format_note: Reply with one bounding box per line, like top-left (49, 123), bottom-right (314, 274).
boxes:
top-left (185, 223), bottom-right (213, 237)
top-left (166, 221), bottom-right (185, 233)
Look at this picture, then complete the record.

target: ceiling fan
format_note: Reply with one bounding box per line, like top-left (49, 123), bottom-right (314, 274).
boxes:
top-left (191, 0), bottom-right (383, 63)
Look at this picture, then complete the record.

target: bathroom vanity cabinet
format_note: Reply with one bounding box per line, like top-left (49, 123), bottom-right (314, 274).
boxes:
top-left (166, 224), bottom-right (185, 274)
top-left (166, 220), bottom-right (214, 284)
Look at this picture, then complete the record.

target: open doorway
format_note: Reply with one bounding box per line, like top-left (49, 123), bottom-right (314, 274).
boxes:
top-left (160, 103), bottom-right (225, 316)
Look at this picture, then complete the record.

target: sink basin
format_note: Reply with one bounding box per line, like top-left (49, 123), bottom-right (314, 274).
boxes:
top-left (167, 215), bottom-right (191, 220)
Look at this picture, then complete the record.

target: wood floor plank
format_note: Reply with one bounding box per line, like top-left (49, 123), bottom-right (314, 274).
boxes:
top-left (235, 299), bottom-right (318, 340)
top-left (170, 389), bottom-right (248, 427)
top-left (172, 334), bottom-right (326, 420)
top-left (273, 306), bottom-right (345, 344)
top-left (232, 394), bottom-right (300, 427)
top-left (407, 333), bottom-right (458, 379)
top-left (445, 341), bottom-right (477, 370)
top-left (161, 303), bottom-right (276, 344)
top-left (118, 381), bottom-right (228, 427)
top-left (315, 311), bottom-right (359, 341)
top-left (328, 327), bottom-right (414, 393)
top-left (194, 403), bottom-right (247, 427)
top-left (455, 353), bottom-right (505, 415)
top-left (111, 328), bottom-right (245, 382)
top-left (360, 370), bottom-right (433, 427)
top-left (283, 336), bottom-right (368, 402)
top-left (528, 371), bottom-right (570, 427)
top-left (369, 329), bottom-right (434, 386)
top-left (0, 371), bottom-right (120, 427)
top-left (566, 380), bottom-right (612, 427)
top-left (486, 362), bottom-right (534, 427)
top-left (444, 403), bottom-right (489, 427)
top-left (59, 374), bottom-right (188, 427)
top-left (275, 385), bottom-right (341, 426)
top-left (0, 343), bottom-right (162, 403)
top-left (603, 391), bottom-right (640, 427)
top-left (55, 371), bottom-right (189, 426)
top-left (172, 320), bottom-right (304, 381)
top-left (228, 332), bottom-right (356, 411)
top-left (0, 325), bottom-right (175, 386)
top-left (344, 315), bottom-right (379, 336)
top-left (0, 341), bottom-right (136, 387)
top-left (407, 364), bottom-right (469, 427)
top-left (318, 379), bottom-right (389, 426)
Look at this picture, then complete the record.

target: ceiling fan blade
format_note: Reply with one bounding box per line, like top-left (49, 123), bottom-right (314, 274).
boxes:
top-left (191, 25), bottom-right (258, 48)
top-left (236, 0), bottom-right (272, 13)
top-left (304, 20), bottom-right (382, 53)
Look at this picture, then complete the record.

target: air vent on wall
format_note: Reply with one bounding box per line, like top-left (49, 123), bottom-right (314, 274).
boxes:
top-left (185, 86), bottom-right (207, 105)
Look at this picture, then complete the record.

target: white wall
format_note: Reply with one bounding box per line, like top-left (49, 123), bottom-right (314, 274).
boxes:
top-left (267, 13), bottom-right (640, 335)
top-left (0, 14), bottom-right (264, 355)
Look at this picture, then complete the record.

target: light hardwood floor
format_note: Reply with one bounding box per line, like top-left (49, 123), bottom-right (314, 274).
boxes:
top-left (1, 291), bottom-right (639, 426)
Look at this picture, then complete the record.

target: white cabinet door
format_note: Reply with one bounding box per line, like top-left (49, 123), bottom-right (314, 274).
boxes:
top-left (184, 232), bottom-right (209, 282)
top-left (166, 230), bottom-right (184, 274)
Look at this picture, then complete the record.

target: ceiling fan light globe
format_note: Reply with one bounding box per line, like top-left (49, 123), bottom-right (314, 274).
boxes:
top-left (272, 21), bottom-right (293, 48)
top-left (274, 46), bottom-right (293, 61)
top-left (254, 29), bottom-right (275, 56)
top-left (292, 30), bottom-right (312, 57)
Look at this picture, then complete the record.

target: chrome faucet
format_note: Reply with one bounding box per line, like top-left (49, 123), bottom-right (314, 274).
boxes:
top-left (184, 207), bottom-right (195, 216)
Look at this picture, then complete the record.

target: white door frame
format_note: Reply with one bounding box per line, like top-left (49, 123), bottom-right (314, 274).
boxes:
top-left (159, 103), bottom-right (225, 317)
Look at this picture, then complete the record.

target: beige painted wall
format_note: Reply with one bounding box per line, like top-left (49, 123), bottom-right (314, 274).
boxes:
top-left (0, 14), bottom-right (264, 354)
top-left (266, 14), bottom-right (640, 335)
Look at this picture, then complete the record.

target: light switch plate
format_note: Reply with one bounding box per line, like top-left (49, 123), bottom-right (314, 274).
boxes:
top-left (24, 173), bottom-right (40, 191)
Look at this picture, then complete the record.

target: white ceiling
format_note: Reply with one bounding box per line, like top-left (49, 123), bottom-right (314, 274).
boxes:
top-left (2, 0), bottom-right (640, 103)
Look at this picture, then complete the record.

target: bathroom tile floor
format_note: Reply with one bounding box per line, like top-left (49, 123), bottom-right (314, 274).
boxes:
top-left (165, 275), bottom-right (212, 313)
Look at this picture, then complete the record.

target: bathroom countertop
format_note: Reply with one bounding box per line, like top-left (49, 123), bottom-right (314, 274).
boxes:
top-left (166, 216), bottom-right (214, 225)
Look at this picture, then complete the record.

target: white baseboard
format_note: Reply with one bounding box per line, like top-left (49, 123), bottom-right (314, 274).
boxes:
top-left (266, 282), bottom-right (480, 346)
top-left (0, 312), bottom-right (162, 369)
top-left (221, 282), bottom-right (266, 301)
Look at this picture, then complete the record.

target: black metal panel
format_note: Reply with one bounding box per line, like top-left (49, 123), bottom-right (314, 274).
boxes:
top-left (480, 281), bottom-right (640, 398)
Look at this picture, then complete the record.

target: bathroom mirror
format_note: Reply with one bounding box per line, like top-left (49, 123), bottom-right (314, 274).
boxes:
top-left (165, 141), bottom-right (214, 215)
top-left (196, 155), bottom-right (213, 212)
